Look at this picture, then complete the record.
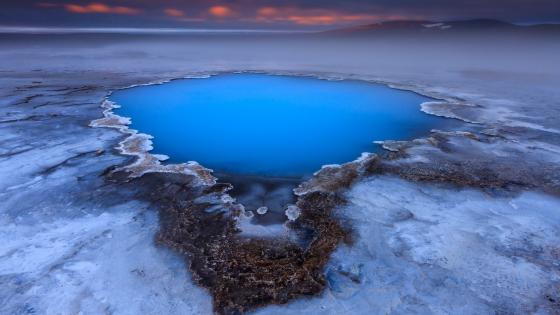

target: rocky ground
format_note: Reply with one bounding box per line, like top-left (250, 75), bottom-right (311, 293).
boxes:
top-left (1, 33), bottom-right (559, 314)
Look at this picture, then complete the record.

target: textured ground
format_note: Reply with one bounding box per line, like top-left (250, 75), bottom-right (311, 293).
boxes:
top-left (0, 33), bottom-right (559, 314)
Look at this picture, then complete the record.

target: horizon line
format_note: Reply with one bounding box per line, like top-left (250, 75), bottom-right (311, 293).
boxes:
top-left (0, 26), bottom-right (316, 35)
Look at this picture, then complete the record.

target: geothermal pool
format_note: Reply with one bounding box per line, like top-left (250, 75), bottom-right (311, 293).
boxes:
top-left (111, 74), bottom-right (442, 177)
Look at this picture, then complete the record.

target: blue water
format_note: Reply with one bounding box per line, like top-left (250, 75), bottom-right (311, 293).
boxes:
top-left (111, 74), bottom-right (441, 177)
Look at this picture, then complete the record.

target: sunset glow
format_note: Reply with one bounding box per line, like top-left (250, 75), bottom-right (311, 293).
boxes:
top-left (208, 5), bottom-right (235, 18)
top-left (2, 0), bottom-right (557, 28)
top-left (255, 7), bottom-right (396, 25)
top-left (64, 2), bottom-right (140, 15)
top-left (164, 8), bottom-right (185, 18)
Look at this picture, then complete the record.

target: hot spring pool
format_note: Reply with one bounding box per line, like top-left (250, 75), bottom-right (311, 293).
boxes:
top-left (111, 74), bottom-right (443, 177)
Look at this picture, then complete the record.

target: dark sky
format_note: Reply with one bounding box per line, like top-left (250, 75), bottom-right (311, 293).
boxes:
top-left (1, 0), bottom-right (560, 29)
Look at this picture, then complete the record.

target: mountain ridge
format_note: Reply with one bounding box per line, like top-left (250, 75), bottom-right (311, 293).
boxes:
top-left (323, 19), bottom-right (560, 35)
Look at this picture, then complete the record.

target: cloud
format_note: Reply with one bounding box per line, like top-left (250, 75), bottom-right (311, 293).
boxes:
top-left (208, 5), bottom-right (235, 18)
top-left (255, 6), bottom-right (406, 25)
top-left (164, 8), bottom-right (185, 18)
top-left (64, 2), bottom-right (140, 15)
top-left (22, 0), bottom-right (560, 27)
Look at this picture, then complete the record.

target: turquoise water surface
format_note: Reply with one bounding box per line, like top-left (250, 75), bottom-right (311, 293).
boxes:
top-left (111, 74), bottom-right (441, 177)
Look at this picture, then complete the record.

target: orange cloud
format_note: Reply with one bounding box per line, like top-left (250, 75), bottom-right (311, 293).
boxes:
top-left (65, 3), bottom-right (140, 15)
top-left (164, 8), bottom-right (185, 18)
top-left (255, 6), bottom-right (404, 25)
top-left (208, 5), bottom-right (235, 18)
top-left (257, 7), bottom-right (279, 17)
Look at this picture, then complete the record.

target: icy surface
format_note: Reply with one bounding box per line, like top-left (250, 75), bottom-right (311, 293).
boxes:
top-left (256, 176), bottom-right (560, 314)
top-left (285, 205), bottom-right (302, 221)
top-left (0, 206), bottom-right (212, 315)
top-left (256, 207), bottom-right (269, 215)
top-left (0, 31), bottom-right (559, 314)
top-left (0, 74), bottom-right (214, 314)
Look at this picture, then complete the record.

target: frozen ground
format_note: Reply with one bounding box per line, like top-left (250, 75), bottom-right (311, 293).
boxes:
top-left (258, 177), bottom-right (560, 314)
top-left (0, 32), bottom-right (559, 314)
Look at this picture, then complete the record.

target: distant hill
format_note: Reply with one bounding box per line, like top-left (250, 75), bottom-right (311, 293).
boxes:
top-left (323, 19), bottom-right (560, 36)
